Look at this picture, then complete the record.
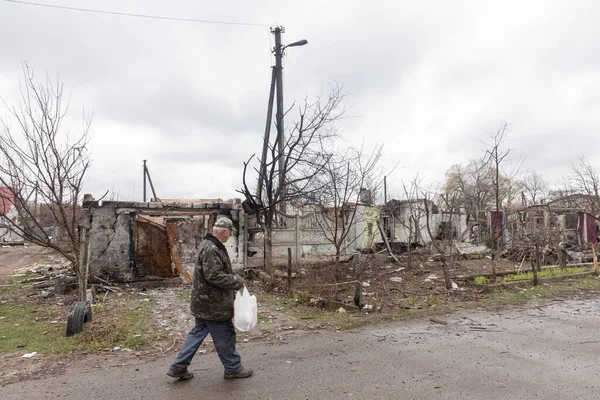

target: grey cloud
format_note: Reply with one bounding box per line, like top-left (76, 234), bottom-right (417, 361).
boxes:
top-left (1, 0), bottom-right (600, 200)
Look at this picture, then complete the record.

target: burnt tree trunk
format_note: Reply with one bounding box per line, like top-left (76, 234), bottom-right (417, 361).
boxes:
top-left (264, 225), bottom-right (274, 276)
top-left (532, 246), bottom-right (540, 286)
top-left (77, 225), bottom-right (91, 302)
top-left (334, 249), bottom-right (342, 282)
top-left (442, 257), bottom-right (453, 290)
top-left (407, 219), bottom-right (414, 270)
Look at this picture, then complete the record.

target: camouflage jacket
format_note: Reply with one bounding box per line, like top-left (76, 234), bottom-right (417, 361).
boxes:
top-left (190, 234), bottom-right (244, 321)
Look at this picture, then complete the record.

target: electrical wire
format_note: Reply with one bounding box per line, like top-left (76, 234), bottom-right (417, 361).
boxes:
top-left (3, 0), bottom-right (272, 27)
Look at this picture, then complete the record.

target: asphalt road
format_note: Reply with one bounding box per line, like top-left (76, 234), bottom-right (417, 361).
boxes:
top-left (2, 297), bottom-right (600, 400)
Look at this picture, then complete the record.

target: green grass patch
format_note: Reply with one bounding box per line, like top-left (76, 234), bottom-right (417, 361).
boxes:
top-left (478, 277), bottom-right (600, 307)
top-left (257, 313), bottom-right (271, 324)
top-left (503, 267), bottom-right (588, 282)
top-left (0, 285), bottom-right (158, 355)
top-left (177, 290), bottom-right (191, 303)
top-left (474, 276), bottom-right (487, 285)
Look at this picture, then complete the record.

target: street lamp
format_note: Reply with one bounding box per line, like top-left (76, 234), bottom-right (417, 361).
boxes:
top-left (284, 39), bottom-right (309, 50)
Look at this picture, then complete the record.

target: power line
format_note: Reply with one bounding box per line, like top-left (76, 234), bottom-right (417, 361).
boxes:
top-left (3, 0), bottom-right (272, 27)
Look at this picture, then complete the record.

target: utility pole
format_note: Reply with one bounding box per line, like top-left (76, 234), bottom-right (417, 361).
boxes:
top-left (257, 68), bottom-right (277, 203)
top-left (384, 176), bottom-right (387, 204)
top-left (273, 26), bottom-right (286, 215)
top-left (142, 160), bottom-right (158, 202)
top-left (256, 27), bottom-right (307, 217)
top-left (143, 160), bottom-right (147, 202)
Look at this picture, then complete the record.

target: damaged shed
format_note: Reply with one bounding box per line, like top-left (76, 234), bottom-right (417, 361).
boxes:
top-left (84, 198), bottom-right (245, 282)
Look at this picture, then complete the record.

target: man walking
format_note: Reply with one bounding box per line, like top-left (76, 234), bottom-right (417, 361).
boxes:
top-left (167, 216), bottom-right (253, 380)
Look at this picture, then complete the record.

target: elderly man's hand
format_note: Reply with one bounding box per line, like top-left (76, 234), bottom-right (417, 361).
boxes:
top-left (233, 275), bottom-right (245, 290)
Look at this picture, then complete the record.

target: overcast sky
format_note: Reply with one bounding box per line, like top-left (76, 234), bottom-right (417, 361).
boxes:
top-left (1, 0), bottom-right (599, 202)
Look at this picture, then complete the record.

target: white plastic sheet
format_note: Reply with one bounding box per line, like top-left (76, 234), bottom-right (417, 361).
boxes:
top-left (233, 286), bottom-right (257, 331)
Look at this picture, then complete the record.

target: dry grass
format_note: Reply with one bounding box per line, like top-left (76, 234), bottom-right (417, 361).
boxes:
top-left (267, 253), bottom-right (600, 325)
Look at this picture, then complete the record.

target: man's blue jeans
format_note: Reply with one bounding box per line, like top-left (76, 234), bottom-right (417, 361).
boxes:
top-left (170, 318), bottom-right (243, 374)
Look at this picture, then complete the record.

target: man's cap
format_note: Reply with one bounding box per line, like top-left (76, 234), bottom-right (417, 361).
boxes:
top-left (214, 217), bottom-right (237, 234)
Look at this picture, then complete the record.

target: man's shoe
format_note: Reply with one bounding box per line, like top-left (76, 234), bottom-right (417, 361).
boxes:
top-left (167, 368), bottom-right (194, 380)
top-left (224, 367), bottom-right (254, 380)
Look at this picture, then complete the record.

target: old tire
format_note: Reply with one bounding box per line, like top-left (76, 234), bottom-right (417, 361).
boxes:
top-left (66, 301), bottom-right (89, 336)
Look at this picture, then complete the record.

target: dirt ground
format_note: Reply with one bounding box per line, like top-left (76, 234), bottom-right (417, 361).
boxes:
top-left (0, 246), bottom-right (333, 386)
top-left (0, 245), bottom-right (589, 387)
top-left (0, 245), bottom-right (59, 278)
top-left (282, 250), bottom-right (520, 313)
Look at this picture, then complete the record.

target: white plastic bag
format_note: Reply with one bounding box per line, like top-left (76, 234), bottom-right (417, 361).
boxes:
top-left (233, 286), bottom-right (257, 331)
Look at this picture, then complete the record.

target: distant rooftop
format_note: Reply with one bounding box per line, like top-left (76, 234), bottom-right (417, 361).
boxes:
top-left (0, 187), bottom-right (14, 215)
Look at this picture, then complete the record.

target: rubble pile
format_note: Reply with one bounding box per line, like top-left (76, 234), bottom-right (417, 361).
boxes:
top-left (11, 259), bottom-right (76, 296)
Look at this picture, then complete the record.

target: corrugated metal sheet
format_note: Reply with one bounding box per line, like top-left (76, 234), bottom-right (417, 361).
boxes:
top-left (133, 213), bottom-right (215, 281)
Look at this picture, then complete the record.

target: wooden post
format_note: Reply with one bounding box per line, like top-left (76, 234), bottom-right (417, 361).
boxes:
top-left (295, 214), bottom-right (300, 268)
top-left (354, 281), bottom-right (362, 309)
top-left (376, 220), bottom-right (399, 263)
top-left (592, 244), bottom-right (598, 276)
top-left (243, 212), bottom-right (248, 269)
top-left (78, 225), bottom-right (91, 302)
top-left (557, 242), bottom-right (567, 268)
top-left (287, 247), bottom-right (292, 287)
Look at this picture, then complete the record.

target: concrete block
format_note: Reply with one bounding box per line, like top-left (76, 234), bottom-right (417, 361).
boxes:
top-left (148, 202), bottom-right (163, 209)
top-left (133, 202), bottom-right (149, 208)
top-left (192, 202), bottom-right (206, 209)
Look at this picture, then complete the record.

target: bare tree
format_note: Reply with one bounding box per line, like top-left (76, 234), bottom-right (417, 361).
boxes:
top-left (509, 205), bottom-right (562, 285)
top-left (569, 155), bottom-right (600, 197)
top-left (422, 187), bottom-right (461, 290)
top-left (522, 171), bottom-right (547, 206)
top-left (444, 156), bottom-right (522, 247)
top-left (385, 175), bottom-right (426, 269)
top-left (481, 124), bottom-right (523, 279)
top-left (239, 85), bottom-right (344, 275)
top-left (561, 155), bottom-right (600, 214)
top-left (306, 143), bottom-right (383, 277)
top-left (445, 160), bottom-right (494, 213)
top-left (0, 63), bottom-right (91, 297)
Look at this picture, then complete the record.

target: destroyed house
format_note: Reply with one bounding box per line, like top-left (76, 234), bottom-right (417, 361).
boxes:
top-left (506, 202), bottom-right (598, 246)
top-left (380, 199), bottom-right (467, 245)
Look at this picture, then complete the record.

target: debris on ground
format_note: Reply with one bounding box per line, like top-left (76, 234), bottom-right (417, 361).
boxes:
top-left (429, 318), bottom-right (448, 325)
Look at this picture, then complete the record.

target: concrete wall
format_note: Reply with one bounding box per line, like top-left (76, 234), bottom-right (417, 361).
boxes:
top-left (388, 212), bottom-right (467, 245)
top-left (350, 205), bottom-right (381, 249)
top-left (0, 206), bottom-right (21, 243)
top-left (247, 204), bottom-right (381, 267)
top-left (247, 227), bottom-right (337, 268)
